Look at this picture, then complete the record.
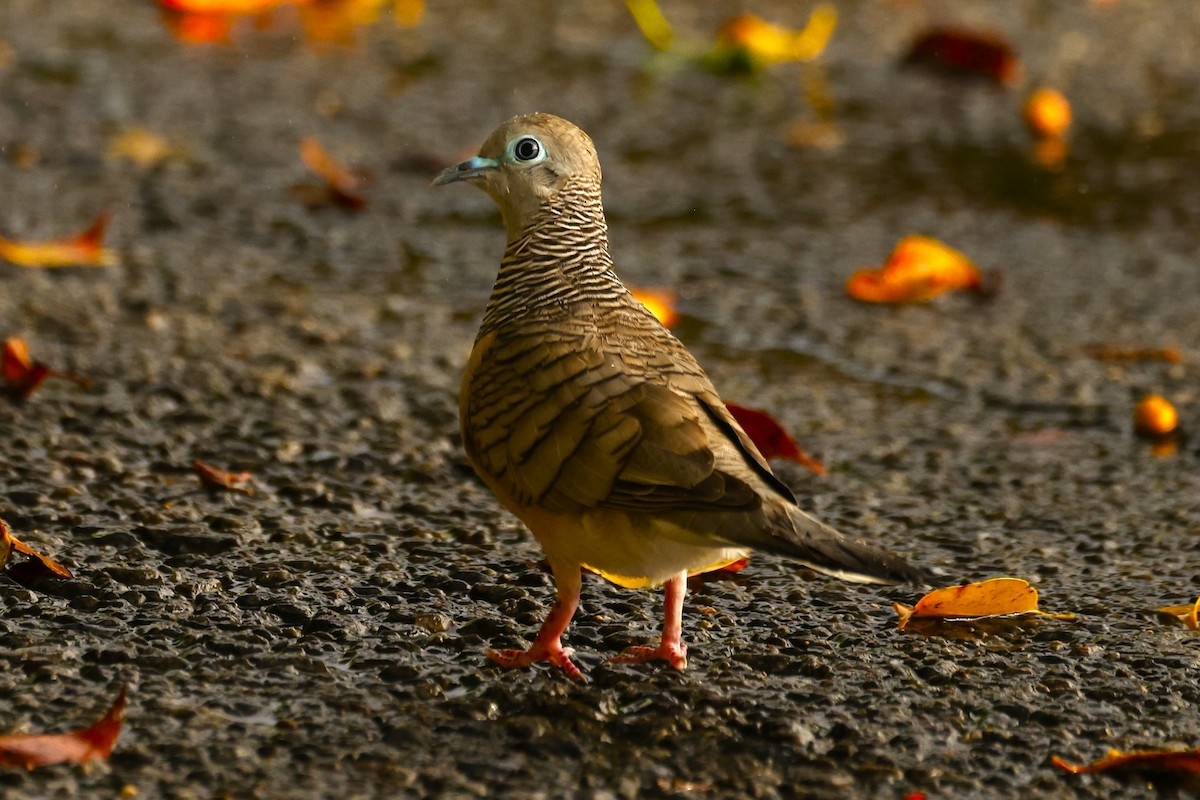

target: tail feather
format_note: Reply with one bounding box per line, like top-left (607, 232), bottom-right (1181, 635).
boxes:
top-left (769, 506), bottom-right (928, 586)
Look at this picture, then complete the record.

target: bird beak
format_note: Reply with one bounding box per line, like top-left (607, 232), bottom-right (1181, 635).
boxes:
top-left (431, 156), bottom-right (501, 187)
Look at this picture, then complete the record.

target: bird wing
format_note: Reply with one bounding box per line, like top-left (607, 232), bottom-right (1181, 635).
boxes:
top-left (462, 319), bottom-right (780, 518)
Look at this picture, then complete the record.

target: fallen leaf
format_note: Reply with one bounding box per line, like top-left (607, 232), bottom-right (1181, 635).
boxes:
top-left (1051, 746), bottom-right (1200, 780)
top-left (630, 288), bottom-right (679, 328)
top-left (1134, 394), bottom-right (1178, 437)
top-left (2, 337), bottom-right (91, 401)
top-left (714, 6), bottom-right (837, 65)
top-left (1024, 87), bottom-right (1072, 139)
top-left (903, 27), bottom-right (1022, 86)
top-left (726, 403), bottom-right (825, 475)
top-left (159, 0), bottom-right (300, 11)
top-left (0, 212), bottom-right (116, 268)
top-left (297, 137), bottom-right (368, 209)
top-left (300, 0), bottom-right (412, 45)
top-left (160, 10), bottom-right (235, 44)
top-left (107, 128), bottom-right (177, 168)
top-left (624, 0), bottom-right (673, 51)
top-left (0, 518), bottom-right (72, 579)
top-left (1082, 344), bottom-right (1183, 364)
top-left (895, 577), bottom-right (1075, 630)
top-left (1156, 597), bottom-right (1200, 631)
top-left (847, 235), bottom-right (982, 304)
top-left (393, 0), bottom-right (424, 27)
top-left (194, 460), bottom-right (255, 494)
top-left (0, 687), bottom-right (126, 770)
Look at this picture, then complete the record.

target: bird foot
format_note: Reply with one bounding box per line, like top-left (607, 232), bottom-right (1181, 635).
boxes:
top-left (610, 641), bottom-right (688, 671)
top-left (486, 643), bottom-right (587, 682)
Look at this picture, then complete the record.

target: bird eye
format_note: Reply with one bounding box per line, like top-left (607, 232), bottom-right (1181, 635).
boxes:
top-left (509, 136), bottom-right (545, 164)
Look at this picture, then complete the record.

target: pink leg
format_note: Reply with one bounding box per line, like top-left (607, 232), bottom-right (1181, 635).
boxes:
top-left (486, 560), bottom-right (586, 681)
top-left (611, 570), bottom-right (688, 671)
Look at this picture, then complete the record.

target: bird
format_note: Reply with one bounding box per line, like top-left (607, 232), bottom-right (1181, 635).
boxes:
top-left (433, 113), bottom-right (925, 680)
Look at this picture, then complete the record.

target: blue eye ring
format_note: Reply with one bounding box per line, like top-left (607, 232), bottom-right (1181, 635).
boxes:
top-left (507, 135), bottom-right (546, 165)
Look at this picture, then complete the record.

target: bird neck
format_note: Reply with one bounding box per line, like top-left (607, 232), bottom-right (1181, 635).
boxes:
top-left (480, 180), bottom-right (626, 336)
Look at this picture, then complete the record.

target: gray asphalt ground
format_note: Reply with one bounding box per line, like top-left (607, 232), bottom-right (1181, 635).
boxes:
top-left (1, 1), bottom-right (1199, 798)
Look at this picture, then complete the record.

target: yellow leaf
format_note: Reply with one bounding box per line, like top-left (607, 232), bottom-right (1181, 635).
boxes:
top-left (716, 5), bottom-right (837, 65)
top-left (1156, 597), bottom-right (1200, 631)
top-left (107, 128), bottom-right (176, 168)
top-left (896, 578), bottom-right (1075, 630)
top-left (625, 0), bottom-right (673, 52)
top-left (0, 213), bottom-right (115, 268)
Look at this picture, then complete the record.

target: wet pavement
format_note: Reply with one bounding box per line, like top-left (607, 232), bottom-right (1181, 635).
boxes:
top-left (1, 1), bottom-right (1199, 798)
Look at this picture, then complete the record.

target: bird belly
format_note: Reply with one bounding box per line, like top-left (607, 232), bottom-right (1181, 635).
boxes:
top-left (518, 506), bottom-right (748, 589)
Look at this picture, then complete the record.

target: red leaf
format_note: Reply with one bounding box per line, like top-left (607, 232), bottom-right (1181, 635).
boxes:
top-left (726, 403), bottom-right (825, 475)
top-left (903, 27), bottom-right (1022, 86)
top-left (2, 337), bottom-right (91, 401)
top-left (194, 460), bottom-right (255, 494)
top-left (0, 687), bottom-right (126, 770)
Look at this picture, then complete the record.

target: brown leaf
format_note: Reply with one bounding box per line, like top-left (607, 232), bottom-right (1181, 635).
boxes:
top-left (298, 137), bottom-right (368, 210)
top-left (0, 687), bottom-right (126, 770)
top-left (1081, 343), bottom-right (1183, 364)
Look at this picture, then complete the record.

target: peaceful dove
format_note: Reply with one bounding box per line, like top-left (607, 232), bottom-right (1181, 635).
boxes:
top-left (434, 113), bottom-right (924, 680)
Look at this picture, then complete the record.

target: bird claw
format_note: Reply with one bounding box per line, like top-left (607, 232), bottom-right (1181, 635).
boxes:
top-left (486, 644), bottom-right (587, 682)
top-left (610, 642), bottom-right (688, 671)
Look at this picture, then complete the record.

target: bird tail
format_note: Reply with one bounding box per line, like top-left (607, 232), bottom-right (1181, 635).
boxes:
top-left (770, 505), bottom-right (928, 586)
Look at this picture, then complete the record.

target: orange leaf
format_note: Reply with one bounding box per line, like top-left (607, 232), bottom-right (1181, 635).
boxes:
top-left (1051, 747), bottom-right (1200, 777)
top-left (194, 460), bottom-right (255, 494)
top-left (0, 687), bottom-right (125, 770)
top-left (0, 213), bottom-right (116, 268)
top-left (1156, 597), bottom-right (1200, 631)
top-left (630, 288), bottom-right (679, 328)
top-left (298, 137), bottom-right (367, 209)
top-left (1024, 88), bottom-right (1072, 140)
top-left (903, 27), bottom-right (1022, 86)
top-left (159, 0), bottom-right (301, 12)
top-left (0, 518), bottom-right (72, 579)
top-left (2, 337), bottom-right (91, 401)
top-left (847, 235), bottom-right (982, 304)
top-left (725, 403), bottom-right (825, 475)
top-left (1134, 394), bottom-right (1178, 437)
top-left (895, 577), bottom-right (1075, 630)
top-left (161, 11), bottom-right (235, 44)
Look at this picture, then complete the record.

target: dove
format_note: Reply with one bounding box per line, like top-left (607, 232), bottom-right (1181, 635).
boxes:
top-left (434, 113), bottom-right (924, 680)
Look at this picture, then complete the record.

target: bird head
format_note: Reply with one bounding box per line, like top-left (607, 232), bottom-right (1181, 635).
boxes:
top-left (433, 113), bottom-right (601, 239)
